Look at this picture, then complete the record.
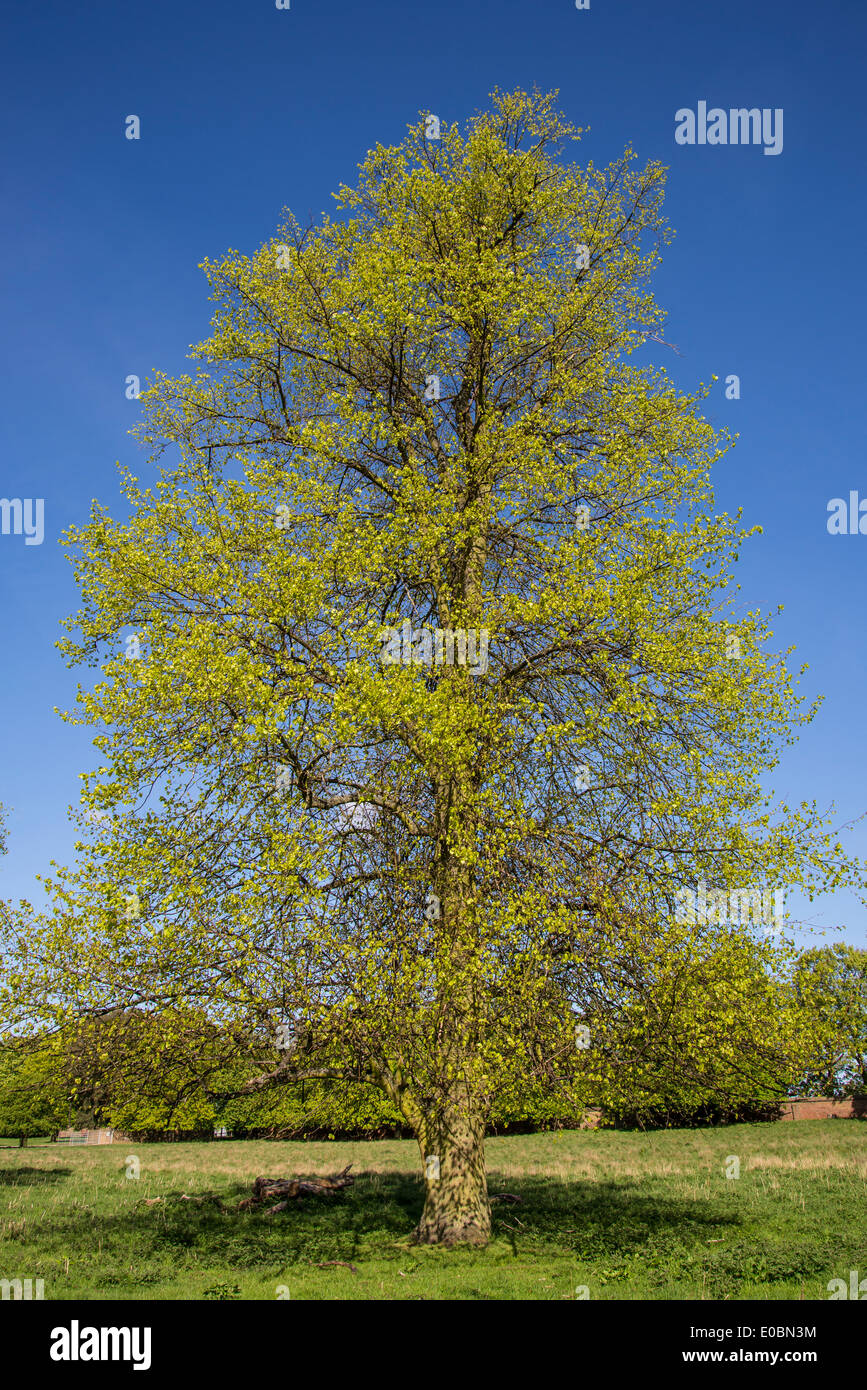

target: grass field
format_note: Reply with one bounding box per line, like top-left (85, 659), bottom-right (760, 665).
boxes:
top-left (1, 1121), bottom-right (864, 1300)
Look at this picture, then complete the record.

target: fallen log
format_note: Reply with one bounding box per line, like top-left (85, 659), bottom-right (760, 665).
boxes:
top-left (239, 1164), bottom-right (354, 1212)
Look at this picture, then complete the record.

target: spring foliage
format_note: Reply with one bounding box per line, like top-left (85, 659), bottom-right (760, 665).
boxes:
top-left (1, 89), bottom-right (861, 1237)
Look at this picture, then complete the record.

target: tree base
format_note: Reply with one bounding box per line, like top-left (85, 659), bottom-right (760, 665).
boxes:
top-left (413, 1213), bottom-right (490, 1247)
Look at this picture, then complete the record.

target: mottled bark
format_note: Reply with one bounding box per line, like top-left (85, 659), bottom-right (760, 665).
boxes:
top-left (413, 1101), bottom-right (491, 1246)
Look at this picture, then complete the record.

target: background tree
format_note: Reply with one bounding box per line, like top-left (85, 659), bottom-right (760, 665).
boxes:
top-left (62, 1008), bottom-right (224, 1134)
top-left (793, 945), bottom-right (867, 1097)
top-left (0, 1040), bottom-right (71, 1146)
top-left (3, 90), bottom-right (861, 1245)
top-left (577, 929), bottom-right (818, 1119)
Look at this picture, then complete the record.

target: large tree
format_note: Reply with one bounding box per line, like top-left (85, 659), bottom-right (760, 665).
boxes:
top-left (3, 90), bottom-right (860, 1244)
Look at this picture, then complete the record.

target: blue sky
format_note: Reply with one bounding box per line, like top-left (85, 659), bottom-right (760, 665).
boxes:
top-left (2, 0), bottom-right (865, 947)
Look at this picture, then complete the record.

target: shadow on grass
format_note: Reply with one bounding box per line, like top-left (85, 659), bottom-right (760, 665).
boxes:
top-left (487, 1177), bottom-right (847, 1292)
top-left (486, 1175), bottom-right (747, 1272)
top-left (0, 1165), bottom-right (73, 1184)
top-left (21, 1171), bottom-right (751, 1277)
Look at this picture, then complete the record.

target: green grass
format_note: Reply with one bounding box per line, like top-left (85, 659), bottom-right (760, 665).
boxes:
top-left (1, 1121), bottom-right (864, 1300)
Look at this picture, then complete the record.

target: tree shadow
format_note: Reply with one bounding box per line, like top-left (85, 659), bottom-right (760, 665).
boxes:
top-left (31, 1171), bottom-right (425, 1283)
top-left (12, 1168), bottom-right (750, 1282)
top-left (0, 1166), bottom-right (73, 1184)
top-left (489, 1175), bottom-right (743, 1256)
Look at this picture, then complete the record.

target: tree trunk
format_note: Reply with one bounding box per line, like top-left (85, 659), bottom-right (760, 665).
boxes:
top-left (413, 1102), bottom-right (490, 1246)
top-left (409, 486), bottom-right (494, 1248)
top-left (18, 1135), bottom-right (27, 1148)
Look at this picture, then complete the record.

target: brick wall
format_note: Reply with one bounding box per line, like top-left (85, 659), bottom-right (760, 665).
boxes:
top-left (778, 1096), bottom-right (867, 1121)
